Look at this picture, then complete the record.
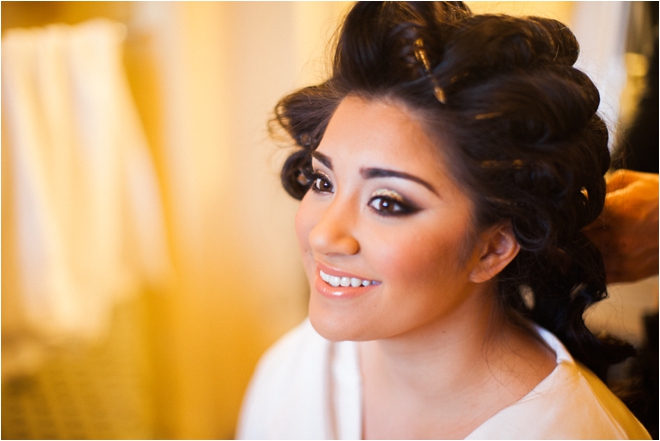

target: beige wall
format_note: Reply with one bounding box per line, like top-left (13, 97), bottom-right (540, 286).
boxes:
top-left (468, 1), bottom-right (574, 23)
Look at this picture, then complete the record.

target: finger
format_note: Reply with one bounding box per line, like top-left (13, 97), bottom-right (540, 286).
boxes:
top-left (607, 265), bottom-right (658, 284)
top-left (583, 224), bottom-right (618, 250)
top-left (605, 169), bottom-right (658, 195)
top-left (604, 248), bottom-right (659, 284)
top-left (605, 169), bottom-right (627, 193)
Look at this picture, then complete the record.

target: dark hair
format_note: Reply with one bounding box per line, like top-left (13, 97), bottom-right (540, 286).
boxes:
top-left (274, 1), bottom-right (634, 380)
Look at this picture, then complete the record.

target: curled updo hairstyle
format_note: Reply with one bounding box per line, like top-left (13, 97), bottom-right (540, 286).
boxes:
top-left (275, 2), bottom-right (634, 380)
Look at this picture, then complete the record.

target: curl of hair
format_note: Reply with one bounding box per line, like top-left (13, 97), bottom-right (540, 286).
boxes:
top-left (274, 1), bottom-right (634, 380)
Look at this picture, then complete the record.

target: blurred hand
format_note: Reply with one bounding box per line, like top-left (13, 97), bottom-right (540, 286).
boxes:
top-left (585, 169), bottom-right (659, 284)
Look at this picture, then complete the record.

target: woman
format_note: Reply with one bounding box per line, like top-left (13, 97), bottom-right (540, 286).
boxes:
top-left (238, 2), bottom-right (650, 439)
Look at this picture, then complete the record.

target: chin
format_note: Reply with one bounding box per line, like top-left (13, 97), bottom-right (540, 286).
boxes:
top-left (308, 303), bottom-right (370, 342)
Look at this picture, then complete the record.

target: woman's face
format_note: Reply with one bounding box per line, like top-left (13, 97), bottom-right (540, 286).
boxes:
top-left (296, 96), bottom-right (488, 342)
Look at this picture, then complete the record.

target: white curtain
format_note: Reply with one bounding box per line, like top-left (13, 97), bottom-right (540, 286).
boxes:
top-left (2, 19), bottom-right (171, 377)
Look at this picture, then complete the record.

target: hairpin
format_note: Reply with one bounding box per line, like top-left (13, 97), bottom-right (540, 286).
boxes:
top-left (475, 112), bottom-right (502, 120)
top-left (413, 38), bottom-right (446, 104)
top-left (481, 159), bottom-right (525, 169)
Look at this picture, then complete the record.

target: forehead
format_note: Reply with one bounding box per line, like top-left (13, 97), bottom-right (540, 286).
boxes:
top-left (318, 95), bottom-right (447, 171)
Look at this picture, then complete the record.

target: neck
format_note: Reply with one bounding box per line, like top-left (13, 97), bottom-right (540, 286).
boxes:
top-left (359, 284), bottom-right (505, 397)
top-left (358, 284), bottom-right (557, 439)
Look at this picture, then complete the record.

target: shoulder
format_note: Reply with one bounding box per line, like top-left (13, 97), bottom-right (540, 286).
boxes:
top-left (467, 328), bottom-right (651, 439)
top-left (236, 319), bottom-right (332, 439)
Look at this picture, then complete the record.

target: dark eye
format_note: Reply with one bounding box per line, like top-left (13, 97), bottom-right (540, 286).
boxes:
top-left (368, 196), bottom-right (415, 216)
top-left (310, 172), bottom-right (334, 194)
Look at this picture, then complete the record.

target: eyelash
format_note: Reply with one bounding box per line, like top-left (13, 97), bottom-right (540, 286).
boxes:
top-left (308, 170), bottom-right (418, 217)
top-left (368, 190), bottom-right (418, 217)
top-left (309, 171), bottom-right (334, 194)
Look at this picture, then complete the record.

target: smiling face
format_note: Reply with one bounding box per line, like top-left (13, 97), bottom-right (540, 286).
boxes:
top-left (296, 95), bottom-right (500, 342)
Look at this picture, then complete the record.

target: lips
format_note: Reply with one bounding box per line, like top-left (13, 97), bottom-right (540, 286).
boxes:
top-left (314, 264), bottom-right (380, 299)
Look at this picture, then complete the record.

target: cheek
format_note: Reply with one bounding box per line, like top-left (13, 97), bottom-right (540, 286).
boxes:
top-left (373, 223), bottom-right (471, 286)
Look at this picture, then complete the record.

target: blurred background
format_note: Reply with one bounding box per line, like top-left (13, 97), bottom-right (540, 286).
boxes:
top-left (2, 2), bottom-right (657, 439)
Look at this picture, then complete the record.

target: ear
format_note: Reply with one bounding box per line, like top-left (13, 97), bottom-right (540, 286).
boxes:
top-left (469, 222), bottom-right (520, 283)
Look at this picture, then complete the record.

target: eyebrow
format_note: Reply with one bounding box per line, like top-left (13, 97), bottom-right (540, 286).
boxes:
top-left (312, 151), bottom-right (437, 195)
top-left (311, 151), bottom-right (332, 169)
top-left (361, 168), bottom-right (438, 195)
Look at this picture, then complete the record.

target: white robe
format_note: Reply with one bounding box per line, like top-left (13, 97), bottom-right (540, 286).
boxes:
top-left (238, 319), bottom-right (650, 440)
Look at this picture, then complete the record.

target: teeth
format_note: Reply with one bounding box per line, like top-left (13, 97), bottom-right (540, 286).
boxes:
top-left (320, 270), bottom-right (374, 288)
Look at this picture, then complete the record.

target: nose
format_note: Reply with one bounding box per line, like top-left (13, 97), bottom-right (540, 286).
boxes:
top-left (308, 195), bottom-right (360, 256)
